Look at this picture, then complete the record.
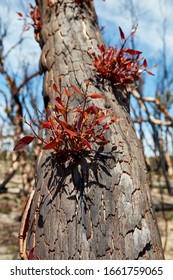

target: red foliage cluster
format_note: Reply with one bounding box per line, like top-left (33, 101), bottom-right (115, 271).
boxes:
top-left (17, 4), bottom-right (41, 33)
top-left (93, 25), bottom-right (156, 88)
top-left (14, 83), bottom-right (118, 162)
top-left (29, 4), bottom-right (41, 32)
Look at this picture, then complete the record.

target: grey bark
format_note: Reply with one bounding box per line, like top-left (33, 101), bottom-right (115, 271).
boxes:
top-left (24, 0), bottom-right (164, 259)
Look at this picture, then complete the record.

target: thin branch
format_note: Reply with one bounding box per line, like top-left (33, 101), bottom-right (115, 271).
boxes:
top-left (131, 89), bottom-right (173, 126)
top-left (17, 71), bottom-right (40, 94)
top-left (0, 88), bottom-right (8, 107)
top-left (3, 37), bottom-right (24, 60)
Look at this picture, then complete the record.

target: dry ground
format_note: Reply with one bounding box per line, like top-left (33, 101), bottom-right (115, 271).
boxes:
top-left (0, 160), bottom-right (173, 260)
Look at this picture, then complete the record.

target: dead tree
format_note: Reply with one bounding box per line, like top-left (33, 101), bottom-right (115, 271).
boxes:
top-left (0, 14), bottom-right (40, 193)
top-left (21, 0), bottom-right (164, 260)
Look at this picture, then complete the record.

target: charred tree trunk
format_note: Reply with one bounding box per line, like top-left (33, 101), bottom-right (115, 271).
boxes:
top-left (23, 0), bottom-right (164, 259)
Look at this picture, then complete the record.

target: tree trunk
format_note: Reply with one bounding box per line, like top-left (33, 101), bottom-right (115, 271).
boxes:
top-left (23, 0), bottom-right (164, 260)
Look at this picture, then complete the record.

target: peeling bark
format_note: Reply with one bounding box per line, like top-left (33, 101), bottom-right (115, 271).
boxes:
top-left (24, 0), bottom-right (164, 259)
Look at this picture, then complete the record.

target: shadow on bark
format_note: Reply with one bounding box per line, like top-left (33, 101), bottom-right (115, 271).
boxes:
top-left (36, 146), bottom-right (118, 229)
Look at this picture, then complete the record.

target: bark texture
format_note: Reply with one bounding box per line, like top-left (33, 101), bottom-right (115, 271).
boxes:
top-left (24, 0), bottom-right (164, 259)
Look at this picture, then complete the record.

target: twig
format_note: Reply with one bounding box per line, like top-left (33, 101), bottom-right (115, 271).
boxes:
top-left (131, 89), bottom-right (173, 126)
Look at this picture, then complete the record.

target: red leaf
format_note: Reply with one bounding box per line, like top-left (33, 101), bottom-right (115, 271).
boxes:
top-left (54, 97), bottom-right (66, 114)
top-left (123, 49), bottom-right (142, 55)
top-left (55, 118), bottom-right (69, 128)
top-left (13, 135), bottom-right (35, 151)
top-left (64, 127), bottom-right (77, 136)
top-left (55, 106), bottom-right (66, 115)
top-left (17, 12), bottom-right (23, 17)
top-left (42, 138), bottom-right (57, 150)
top-left (53, 83), bottom-right (59, 93)
top-left (49, 116), bottom-right (56, 129)
top-left (99, 44), bottom-right (106, 53)
top-left (102, 123), bottom-right (108, 130)
top-left (64, 87), bottom-right (72, 97)
top-left (119, 26), bottom-right (125, 40)
top-left (71, 84), bottom-right (83, 94)
top-left (81, 138), bottom-right (92, 151)
top-left (96, 140), bottom-right (110, 145)
top-left (143, 59), bottom-right (148, 68)
top-left (97, 134), bottom-right (107, 141)
top-left (85, 80), bottom-right (89, 88)
top-left (85, 105), bottom-right (99, 114)
top-left (41, 121), bottom-right (51, 129)
top-left (97, 115), bottom-right (107, 124)
top-left (146, 70), bottom-right (155, 76)
top-left (88, 93), bottom-right (105, 99)
top-left (54, 97), bottom-right (65, 108)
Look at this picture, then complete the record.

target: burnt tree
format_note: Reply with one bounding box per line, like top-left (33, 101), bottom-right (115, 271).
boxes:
top-left (21, 0), bottom-right (164, 259)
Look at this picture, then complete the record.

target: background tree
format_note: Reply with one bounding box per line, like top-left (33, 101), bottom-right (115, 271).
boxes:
top-left (18, 0), bottom-right (164, 260)
top-left (118, 0), bottom-right (173, 192)
top-left (107, 0), bottom-right (173, 255)
top-left (0, 5), bottom-right (41, 194)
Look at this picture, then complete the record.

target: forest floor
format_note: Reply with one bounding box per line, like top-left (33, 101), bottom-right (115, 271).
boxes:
top-left (0, 160), bottom-right (173, 260)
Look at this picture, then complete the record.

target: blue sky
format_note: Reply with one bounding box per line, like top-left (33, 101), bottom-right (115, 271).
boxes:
top-left (0, 0), bottom-right (173, 155)
top-left (95, 0), bottom-right (173, 94)
top-left (95, 0), bottom-right (173, 58)
top-left (1, 0), bottom-right (172, 98)
top-left (1, 0), bottom-right (173, 70)
top-left (95, 0), bottom-right (173, 155)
